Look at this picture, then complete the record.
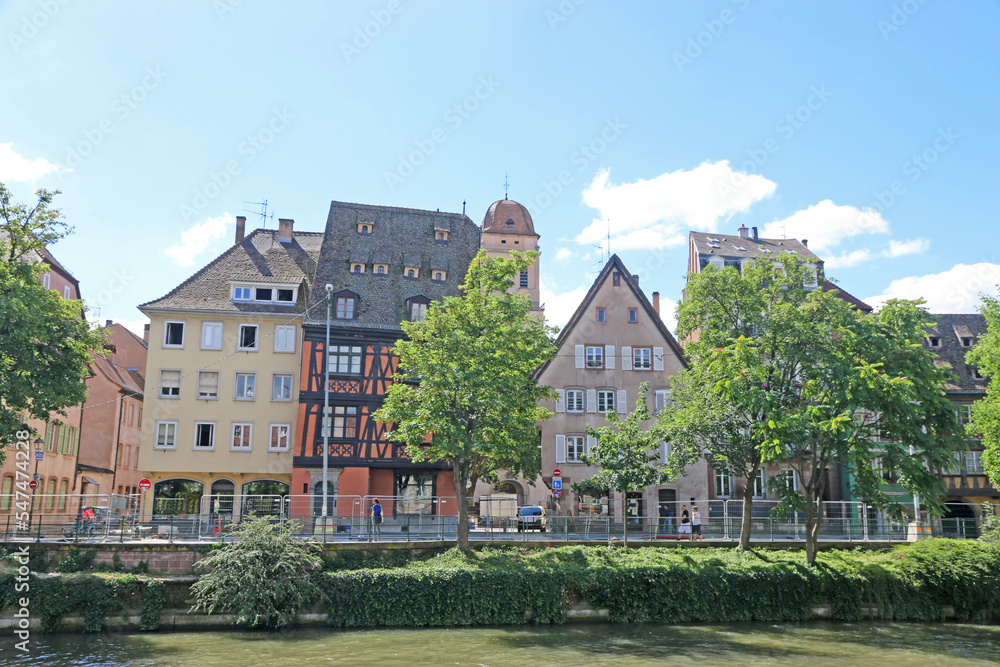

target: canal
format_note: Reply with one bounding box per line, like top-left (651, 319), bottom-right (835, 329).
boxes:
top-left (16, 622), bottom-right (1000, 666)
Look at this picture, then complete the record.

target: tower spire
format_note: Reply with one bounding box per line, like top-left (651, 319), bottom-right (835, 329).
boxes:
top-left (504, 172), bottom-right (509, 200)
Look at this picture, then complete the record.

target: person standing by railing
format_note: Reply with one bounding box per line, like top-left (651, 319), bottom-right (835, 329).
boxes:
top-left (371, 499), bottom-right (382, 542)
top-left (691, 506), bottom-right (702, 540)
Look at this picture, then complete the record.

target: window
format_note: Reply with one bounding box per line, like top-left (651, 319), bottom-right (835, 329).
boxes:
top-left (159, 370), bottom-right (181, 398)
top-left (613, 272), bottom-right (621, 286)
top-left (329, 346), bottom-right (363, 375)
top-left (335, 296), bottom-right (356, 319)
top-left (274, 325), bottom-right (296, 353)
top-left (332, 406), bottom-right (358, 438)
top-left (435, 230), bottom-right (448, 242)
top-left (1, 476), bottom-right (12, 510)
top-left (44, 478), bottom-right (56, 510)
top-left (269, 424), bottom-right (291, 452)
top-left (233, 286), bottom-right (252, 300)
top-left (433, 271), bottom-right (445, 282)
top-left (965, 450), bottom-right (984, 474)
top-left (777, 469), bottom-right (798, 491)
top-left (234, 373), bottom-right (256, 400)
top-left (597, 308), bottom-right (605, 322)
top-left (231, 423), bottom-right (252, 450)
top-left (567, 436), bottom-right (585, 462)
top-left (374, 264), bottom-right (387, 275)
top-left (566, 390), bottom-right (584, 413)
top-left (956, 404), bottom-right (973, 426)
top-left (962, 337), bottom-right (973, 347)
top-left (520, 270), bottom-right (529, 288)
top-left (197, 371), bottom-right (220, 399)
top-left (238, 324), bottom-right (259, 350)
top-left (724, 258), bottom-right (741, 271)
top-left (633, 347), bottom-right (652, 370)
top-left (358, 223), bottom-right (371, 235)
top-left (597, 390), bottom-right (615, 413)
top-left (63, 285), bottom-right (72, 299)
top-left (410, 301), bottom-right (428, 321)
top-left (974, 368), bottom-right (985, 380)
top-left (405, 267), bottom-right (419, 278)
top-left (194, 422), bottom-right (216, 450)
top-left (138, 408), bottom-right (142, 430)
top-left (272, 374), bottom-right (293, 401)
top-left (255, 287), bottom-right (273, 301)
top-left (928, 336), bottom-right (940, 347)
top-left (155, 421), bottom-right (177, 449)
top-left (163, 321), bottom-right (185, 347)
top-left (586, 346), bottom-right (604, 369)
top-left (752, 469), bottom-right (766, 498)
top-left (59, 480), bottom-right (68, 509)
top-left (628, 308), bottom-right (638, 323)
top-left (715, 470), bottom-right (733, 498)
top-left (42, 273), bottom-right (51, 288)
top-left (351, 263), bottom-right (365, 274)
top-left (654, 389), bottom-right (670, 414)
top-left (127, 404), bottom-right (134, 426)
top-left (276, 289), bottom-right (294, 302)
top-left (201, 322), bottom-right (223, 350)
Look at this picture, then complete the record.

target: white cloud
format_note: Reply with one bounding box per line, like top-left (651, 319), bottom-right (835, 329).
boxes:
top-left (884, 238), bottom-right (930, 258)
top-left (540, 283), bottom-right (589, 332)
top-left (554, 247), bottom-right (574, 261)
top-left (824, 249), bottom-right (874, 269)
top-left (656, 295), bottom-right (679, 334)
top-left (759, 199), bottom-right (889, 252)
top-left (824, 237), bottom-right (929, 269)
top-left (577, 162), bottom-right (777, 250)
top-left (865, 263), bottom-right (1000, 313)
top-left (165, 213), bottom-right (231, 267)
top-left (0, 143), bottom-right (60, 181)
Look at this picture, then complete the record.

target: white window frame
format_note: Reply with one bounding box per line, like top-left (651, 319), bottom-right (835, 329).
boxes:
top-left (231, 423), bottom-right (253, 451)
top-left (752, 469), bottom-right (766, 499)
top-left (193, 421), bottom-right (216, 450)
top-left (597, 308), bottom-right (606, 322)
top-left (201, 322), bottom-right (223, 350)
top-left (63, 285), bottom-right (72, 299)
top-left (715, 470), bottom-right (733, 498)
top-left (272, 374), bottom-right (294, 401)
top-left (233, 285), bottom-right (253, 301)
top-left (158, 369), bottom-right (182, 399)
top-left (566, 435), bottom-right (585, 462)
top-left (154, 421), bottom-right (178, 450)
top-left (234, 372), bottom-right (256, 401)
top-left (566, 389), bottom-right (584, 413)
top-left (585, 345), bottom-right (604, 369)
top-left (269, 423), bottom-right (291, 452)
top-left (196, 370), bottom-right (220, 400)
top-left (237, 323), bottom-right (259, 351)
top-left (42, 272), bottom-right (51, 288)
top-left (633, 347), bottom-right (652, 370)
top-left (329, 345), bottom-right (363, 375)
top-left (163, 320), bottom-right (186, 348)
top-left (597, 390), bottom-right (615, 413)
top-left (274, 325), bottom-right (296, 353)
top-left (628, 308), bottom-right (638, 323)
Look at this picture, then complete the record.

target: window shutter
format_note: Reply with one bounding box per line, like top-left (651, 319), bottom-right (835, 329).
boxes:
top-left (653, 346), bottom-right (664, 371)
top-left (621, 346), bottom-right (632, 371)
top-left (586, 434), bottom-right (596, 455)
top-left (575, 345), bottom-right (585, 369)
top-left (555, 389), bottom-right (565, 413)
top-left (659, 441), bottom-right (668, 464)
top-left (555, 434), bottom-right (566, 464)
top-left (655, 390), bottom-right (667, 414)
top-left (616, 389), bottom-right (627, 414)
top-left (586, 389), bottom-right (597, 413)
top-left (604, 345), bottom-right (615, 369)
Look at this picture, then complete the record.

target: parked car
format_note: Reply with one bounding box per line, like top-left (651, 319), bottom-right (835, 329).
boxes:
top-left (517, 505), bottom-right (546, 532)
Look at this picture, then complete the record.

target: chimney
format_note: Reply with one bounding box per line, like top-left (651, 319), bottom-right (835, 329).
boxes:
top-left (235, 216), bottom-right (246, 244)
top-left (738, 224), bottom-right (749, 239)
top-left (631, 274), bottom-right (639, 286)
top-left (802, 239), bottom-right (808, 248)
top-left (652, 291), bottom-right (660, 315)
top-left (105, 319), bottom-right (113, 327)
top-left (277, 218), bottom-right (294, 242)
top-left (751, 226), bottom-right (758, 242)
top-left (143, 323), bottom-right (150, 344)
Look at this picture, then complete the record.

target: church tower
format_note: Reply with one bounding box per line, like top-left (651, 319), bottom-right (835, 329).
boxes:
top-left (480, 198), bottom-right (543, 317)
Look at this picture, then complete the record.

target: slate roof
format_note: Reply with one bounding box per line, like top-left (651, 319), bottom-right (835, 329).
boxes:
top-left (481, 199), bottom-right (537, 236)
top-left (689, 231), bottom-right (820, 263)
top-left (304, 201), bottom-right (481, 329)
top-left (926, 313), bottom-right (989, 393)
top-left (139, 229), bottom-right (323, 315)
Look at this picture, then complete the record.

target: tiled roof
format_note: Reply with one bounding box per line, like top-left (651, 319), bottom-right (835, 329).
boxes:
top-left (823, 281), bottom-right (873, 313)
top-left (690, 231), bottom-right (821, 263)
top-left (90, 355), bottom-right (144, 396)
top-left (139, 229), bottom-right (323, 315)
top-left (305, 201), bottom-right (481, 328)
top-left (927, 313), bottom-right (989, 394)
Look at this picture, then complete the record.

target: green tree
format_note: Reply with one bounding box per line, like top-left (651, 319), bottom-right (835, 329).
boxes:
top-left (579, 383), bottom-right (668, 546)
top-left (373, 250), bottom-right (557, 550)
top-left (968, 292), bottom-right (1000, 485)
top-left (190, 517), bottom-right (322, 628)
top-left (0, 184), bottom-right (104, 460)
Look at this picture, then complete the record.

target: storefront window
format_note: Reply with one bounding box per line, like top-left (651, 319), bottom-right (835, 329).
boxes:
top-left (152, 479), bottom-right (204, 515)
top-left (394, 471), bottom-right (436, 515)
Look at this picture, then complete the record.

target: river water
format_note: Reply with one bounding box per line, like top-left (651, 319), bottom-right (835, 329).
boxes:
top-left (13, 623), bottom-right (1000, 666)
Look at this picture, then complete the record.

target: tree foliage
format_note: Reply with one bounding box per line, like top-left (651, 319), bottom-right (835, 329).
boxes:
top-left (580, 383), bottom-right (668, 545)
top-left (373, 250), bottom-right (557, 550)
top-left (0, 184), bottom-right (104, 459)
top-left (968, 292), bottom-right (1000, 485)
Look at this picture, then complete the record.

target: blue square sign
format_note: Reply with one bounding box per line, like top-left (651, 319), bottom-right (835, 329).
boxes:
top-left (552, 479), bottom-right (562, 490)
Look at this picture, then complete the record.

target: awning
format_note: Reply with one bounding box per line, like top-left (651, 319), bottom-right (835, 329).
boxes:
top-left (82, 476), bottom-right (99, 486)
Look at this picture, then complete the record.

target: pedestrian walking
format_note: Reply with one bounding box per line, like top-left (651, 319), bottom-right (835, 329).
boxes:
top-left (371, 498), bottom-right (383, 541)
top-left (678, 504), bottom-right (690, 536)
top-left (660, 504), bottom-right (675, 534)
top-left (692, 506), bottom-right (702, 540)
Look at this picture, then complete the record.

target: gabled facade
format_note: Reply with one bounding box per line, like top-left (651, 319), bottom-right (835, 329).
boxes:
top-left (531, 254), bottom-right (705, 520)
top-left (137, 219), bottom-right (322, 517)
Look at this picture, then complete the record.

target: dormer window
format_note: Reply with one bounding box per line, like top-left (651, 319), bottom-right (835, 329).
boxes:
top-left (232, 284), bottom-right (297, 304)
top-left (336, 296), bottom-right (356, 319)
top-left (358, 223), bottom-right (372, 235)
top-left (928, 337), bottom-right (941, 348)
top-left (276, 289), bottom-right (293, 302)
top-left (962, 337), bottom-right (973, 347)
top-left (432, 271), bottom-right (446, 282)
top-left (407, 296), bottom-right (430, 322)
top-left (404, 266), bottom-right (419, 279)
top-left (351, 263), bottom-right (366, 274)
top-left (255, 287), bottom-right (272, 301)
top-left (234, 287), bottom-right (252, 300)
top-left (374, 264), bottom-right (387, 275)
top-left (505, 218), bottom-right (515, 227)
top-left (973, 368), bottom-right (985, 380)
top-left (435, 230), bottom-right (448, 242)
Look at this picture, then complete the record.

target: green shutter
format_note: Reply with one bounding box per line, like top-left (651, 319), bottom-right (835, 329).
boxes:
top-left (72, 428), bottom-right (79, 456)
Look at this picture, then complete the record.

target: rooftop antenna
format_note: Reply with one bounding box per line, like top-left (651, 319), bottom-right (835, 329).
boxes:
top-left (243, 199), bottom-right (275, 229)
top-left (781, 226), bottom-right (786, 239)
top-left (503, 172), bottom-right (509, 200)
top-left (462, 200), bottom-right (466, 215)
top-left (606, 218), bottom-right (611, 264)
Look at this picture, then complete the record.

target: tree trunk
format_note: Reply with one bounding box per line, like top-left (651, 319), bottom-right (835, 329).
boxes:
top-left (453, 461), bottom-right (469, 551)
top-left (622, 495), bottom-right (628, 547)
top-left (739, 475), bottom-right (755, 550)
top-left (804, 494), bottom-right (822, 565)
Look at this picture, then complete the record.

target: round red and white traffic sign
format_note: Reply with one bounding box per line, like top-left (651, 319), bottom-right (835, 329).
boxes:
top-left (28, 480), bottom-right (38, 490)
top-left (552, 468), bottom-right (561, 477)
top-left (138, 478), bottom-right (152, 491)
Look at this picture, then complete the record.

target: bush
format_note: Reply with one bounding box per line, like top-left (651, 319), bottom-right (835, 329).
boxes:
top-left (190, 517), bottom-right (323, 629)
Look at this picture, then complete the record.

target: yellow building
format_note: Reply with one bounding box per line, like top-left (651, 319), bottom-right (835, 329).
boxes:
top-left (137, 218), bottom-right (322, 521)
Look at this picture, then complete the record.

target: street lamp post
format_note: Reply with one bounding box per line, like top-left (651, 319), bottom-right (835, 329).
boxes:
top-left (322, 284), bottom-right (334, 532)
top-left (28, 437), bottom-right (43, 533)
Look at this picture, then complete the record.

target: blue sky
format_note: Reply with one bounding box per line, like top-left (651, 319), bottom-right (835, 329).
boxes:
top-left (2, 0), bottom-right (998, 334)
